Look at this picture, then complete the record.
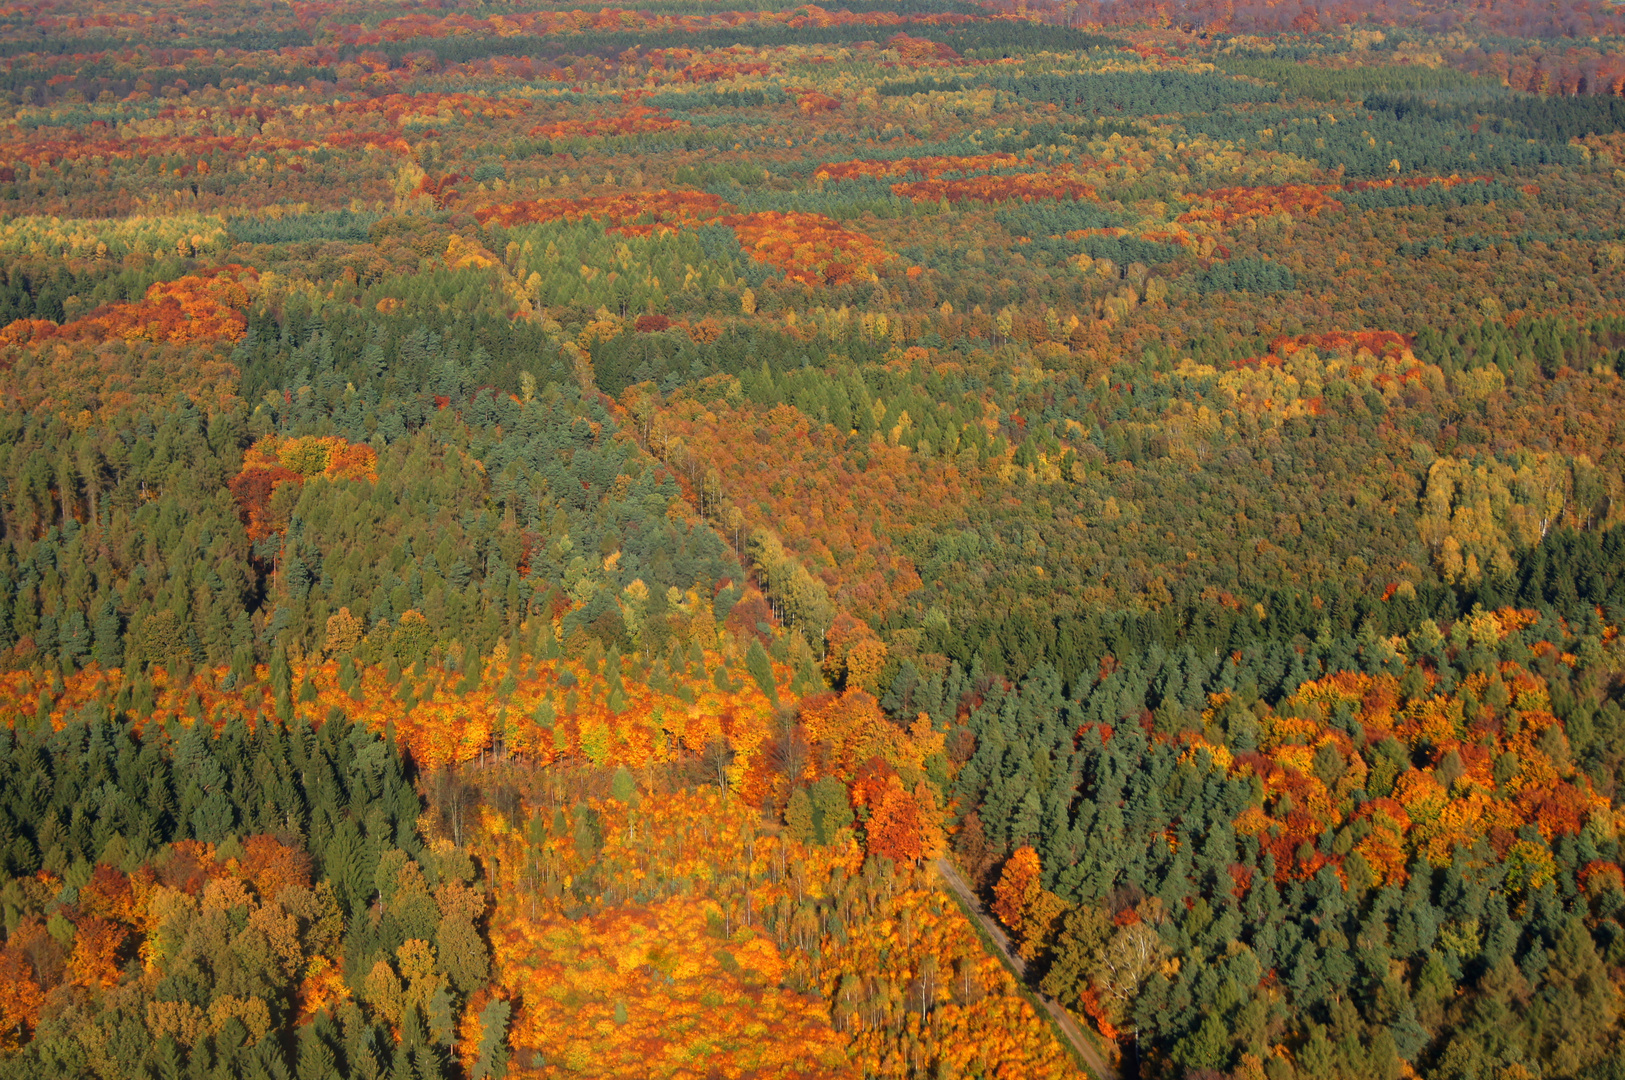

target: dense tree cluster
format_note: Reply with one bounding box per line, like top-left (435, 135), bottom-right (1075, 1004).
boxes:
top-left (2, 1), bottom-right (1625, 1078)
top-left (0, 714), bottom-right (508, 1080)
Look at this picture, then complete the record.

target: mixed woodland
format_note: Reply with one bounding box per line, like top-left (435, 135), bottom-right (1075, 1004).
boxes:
top-left (6, 0), bottom-right (1625, 1077)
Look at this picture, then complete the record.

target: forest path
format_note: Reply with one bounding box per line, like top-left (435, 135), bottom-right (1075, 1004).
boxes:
top-left (932, 858), bottom-right (1119, 1080)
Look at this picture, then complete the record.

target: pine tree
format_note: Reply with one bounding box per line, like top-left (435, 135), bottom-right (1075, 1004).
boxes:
top-left (427, 986), bottom-right (456, 1051)
top-left (809, 777), bottom-right (851, 845)
top-left (745, 638), bottom-right (778, 703)
top-left (785, 787), bottom-right (815, 844)
top-left (92, 595), bottom-right (122, 669)
top-left (471, 999), bottom-right (511, 1080)
top-left (296, 1021), bottom-right (338, 1080)
top-left (271, 647), bottom-right (293, 720)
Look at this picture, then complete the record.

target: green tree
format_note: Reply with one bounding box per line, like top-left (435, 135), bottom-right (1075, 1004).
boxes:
top-left (745, 638), bottom-right (778, 704)
top-left (471, 999), bottom-right (511, 1080)
top-left (809, 777), bottom-right (851, 845)
top-left (437, 907), bottom-right (489, 995)
top-left (91, 595), bottom-right (122, 668)
top-left (426, 986), bottom-right (457, 1055)
top-left (1039, 905), bottom-right (1110, 1009)
top-left (785, 787), bottom-right (815, 845)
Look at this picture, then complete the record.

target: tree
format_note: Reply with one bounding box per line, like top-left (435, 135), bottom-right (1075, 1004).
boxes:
top-left (1040, 905), bottom-right (1111, 1009)
top-left (785, 787), bottom-right (815, 845)
top-left (993, 846), bottom-right (1042, 937)
top-left (1095, 920), bottom-right (1167, 1032)
top-left (362, 958), bottom-right (405, 1026)
top-left (427, 986), bottom-right (456, 1052)
top-left (471, 999), bottom-right (511, 1080)
top-left (296, 1022), bottom-right (338, 1080)
top-left (0, 928), bottom-right (45, 1048)
top-left (435, 883), bottom-right (489, 994)
top-left (326, 607), bottom-right (364, 656)
top-left (745, 638), bottom-right (778, 704)
top-left (91, 596), bottom-right (122, 669)
top-left (1530, 916), bottom-right (1619, 1074)
top-left (610, 766), bottom-right (638, 805)
top-left (865, 778), bottom-right (925, 866)
top-left (809, 777), bottom-right (852, 845)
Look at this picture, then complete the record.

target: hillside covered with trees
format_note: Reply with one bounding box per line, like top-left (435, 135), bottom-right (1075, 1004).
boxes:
top-left (4, 0), bottom-right (1625, 1078)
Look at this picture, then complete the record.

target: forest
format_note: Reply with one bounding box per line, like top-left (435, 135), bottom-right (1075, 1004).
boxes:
top-left (4, 0), bottom-right (1625, 1077)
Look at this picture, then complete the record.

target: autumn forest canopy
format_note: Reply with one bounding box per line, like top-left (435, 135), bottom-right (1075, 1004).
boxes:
top-left (7, 0), bottom-right (1625, 1078)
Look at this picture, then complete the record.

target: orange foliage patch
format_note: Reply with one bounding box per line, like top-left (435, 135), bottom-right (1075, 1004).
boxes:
top-left (1180, 176), bottom-right (1496, 233)
top-left (865, 776), bottom-right (933, 865)
top-left (477, 784), bottom-right (1073, 1080)
top-left (235, 835), bottom-right (314, 901)
top-left (477, 197), bottom-right (899, 284)
top-left (239, 434), bottom-right (378, 484)
top-left (0, 90), bottom-right (521, 172)
top-left (815, 153), bottom-right (1022, 182)
top-left (479, 785), bottom-right (853, 1076)
top-left (97, 273), bottom-right (251, 343)
top-left (890, 172), bottom-right (1098, 205)
top-left (1202, 331), bottom-right (1430, 423)
top-left (0, 319), bottom-right (63, 349)
top-left (0, 920), bottom-right (46, 1046)
top-left (0, 638), bottom-right (793, 805)
top-left (888, 31), bottom-right (963, 63)
top-left (1177, 184), bottom-right (1346, 226)
top-left (820, 864), bottom-right (1071, 1079)
top-left (497, 894), bottom-right (850, 1077)
top-left (475, 190), bottom-right (727, 233)
top-left (530, 104), bottom-right (689, 139)
top-left (646, 398), bottom-right (959, 625)
top-left (991, 846), bottom-right (1042, 936)
top-left (66, 916), bottom-right (126, 990)
top-left (77, 865), bottom-right (134, 925)
top-left (0, 834), bottom-right (338, 1051)
top-left (722, 211), bottom-right (896, 286)
top-left (1272, 330), bottom-right (1412, 360)
top-left (1220, 644), bottom-right (1610, 884)
top-left (0, 128), bottom-right (314, 171)
top-left (793, 690), bottom-right (946, 867)
top-left (800, 690), bottom-right (943, 784)
top-left (11, 641), bottom-right (774, 806)
top-left (1, 269), bottom-right (253, 348)
top-left (1075, 987), bottom-right (1120, 1042)
top-left (791, 89), bottom-right (843, 114)
top-left (381, 649), bottom-right (787, 800)
top-left (676, 58), bottom-right (774, 82)
top-left (329, 91), bottom-right (528, 124)
top-left (229, 436), bottom-right (378, 540)
top-left (1121, 43), bottom-right (1191, 65)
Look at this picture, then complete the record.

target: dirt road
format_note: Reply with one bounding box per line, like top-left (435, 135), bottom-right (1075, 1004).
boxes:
top-left (932, 858), bottom-right (1119, 1080)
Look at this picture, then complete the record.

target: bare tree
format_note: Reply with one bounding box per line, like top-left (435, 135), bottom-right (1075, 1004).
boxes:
top-left (1093, 921), bottom-right (1166, 1035)
top-left (705, 737), bottom-right (733, 794)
